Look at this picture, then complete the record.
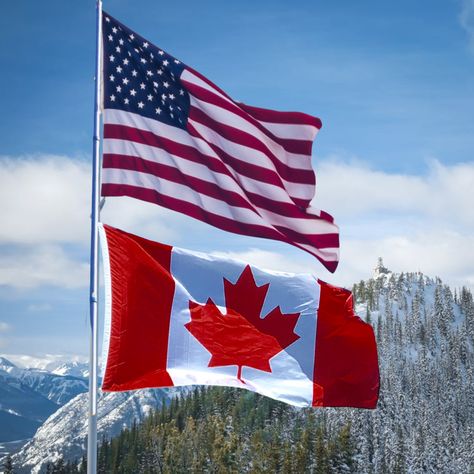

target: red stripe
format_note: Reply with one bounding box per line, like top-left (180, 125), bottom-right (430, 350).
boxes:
top-left (102, 225), bottom-right (175, 391)
top-left (184, 81), bottom-right (315, 156)
top-left (104, 123), bottom-right (290, 191)
top-left (103, 153), bottom-right (255, 211)
top-left (312, 281), bottom-right (380, 408)
top-left (274, 226), bottom-right (339, 249)
top-left (104, 153), bottom-right (330, 223)
top-left (238, 102), bottom-right (322, 129)
top-left (189, 106), bottom-right (316, 186)
top-left (102, 183), bottom-right (338, 272)
top-left (184, 66), bottom-right (322, 129)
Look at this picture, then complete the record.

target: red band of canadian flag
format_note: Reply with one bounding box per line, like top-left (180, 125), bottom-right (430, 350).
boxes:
top-left (99, 224), bottom-right (379, 408)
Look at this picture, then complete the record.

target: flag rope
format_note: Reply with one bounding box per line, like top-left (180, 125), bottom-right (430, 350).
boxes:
top-left (88, 1), bottom-right (103, 473)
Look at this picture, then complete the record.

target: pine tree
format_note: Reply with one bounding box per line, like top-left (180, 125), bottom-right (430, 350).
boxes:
top-left (2, 455), bottom-right (14, 474)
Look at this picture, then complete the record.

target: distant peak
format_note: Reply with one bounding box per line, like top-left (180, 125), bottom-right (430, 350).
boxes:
top-left (374, 257), bottom-right (390, 277)
top-left (0, 356), bottom-right (17, 368)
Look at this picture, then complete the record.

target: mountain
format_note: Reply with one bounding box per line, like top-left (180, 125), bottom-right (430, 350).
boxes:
top-left (0, 357), bottom-right (88, 447)
top-left (0, 366), bottom-right (58, 442)
top-left (3, 355), bottom-right (88, 375)
top-left (12, 388), bottom-right (182, 473)
top-left (10, 264), bottom-right (474, 472)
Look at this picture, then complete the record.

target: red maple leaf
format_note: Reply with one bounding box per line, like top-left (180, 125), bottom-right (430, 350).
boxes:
top-left (185, 265), bottom-right (300, 383)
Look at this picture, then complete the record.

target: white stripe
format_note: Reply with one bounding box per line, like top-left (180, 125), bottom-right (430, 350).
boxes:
top-left (189, 95), bottom-right (313, 169)
top-left (104, 109), bottom-right (315, 200)
top-left (181, 69), bottom-right (319, 141)
top-left (103, 166), bottom-right (337, 237)
top-left (257, 208), bottom-right (339, 235)
top-left (298, 243), bottom-right (340, 262)
top-left (189, 118), bottom-right (314, 201)
top-left (104, 138), bottom-right (300, 206)
top-left (181, 69), bottom-right (235, 107)
top-left (258, 120), bottom-right (319, 141)
top-left (98, 223), bottom-right (113, 379)
top-left (102, 167), bottom-right (276, 229)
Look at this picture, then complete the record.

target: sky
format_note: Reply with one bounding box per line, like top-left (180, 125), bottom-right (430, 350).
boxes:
top-left (0, 0), bottom-right (473, 358)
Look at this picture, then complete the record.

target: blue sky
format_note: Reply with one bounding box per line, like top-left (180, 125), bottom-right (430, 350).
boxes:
top-left (0, 0), bottom-right (473, 358)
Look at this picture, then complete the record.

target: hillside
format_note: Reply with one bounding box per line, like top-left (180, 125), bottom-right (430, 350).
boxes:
top-left (13, 264), bottom-right (474, 472)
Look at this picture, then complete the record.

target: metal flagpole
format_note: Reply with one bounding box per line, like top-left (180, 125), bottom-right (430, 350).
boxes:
top-left (88, 0), bottom-right (102, 473)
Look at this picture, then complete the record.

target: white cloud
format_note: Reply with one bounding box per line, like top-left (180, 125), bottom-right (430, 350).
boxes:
top-left (0, 154), bottom-right (190, 247)
top-left (314, 158), bottom-right (474, 228)
top-left (0, 155), bottom-right (90, 245)
top-left (0, 155), bottom-right (473, 291)
top-left (0, 321), bottom-right (10, 349)
top-left (460, 0), bottom-right (474, 51)
top-left (0, 322), bottom-right (10, 332)
top-left (0, 244), bottom-right (88, 289)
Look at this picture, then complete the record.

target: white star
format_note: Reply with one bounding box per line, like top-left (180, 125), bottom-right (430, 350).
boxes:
top-left (140, 57), bottom-right (147, 64)
top-left (158, 50), bottom-right (164, 56)
top-left (147, 94), bottom-right (153, 101)
top-left (119, 39), bottom-right (124, 45)
top-left (115, 46), bottom-right (121, 53)
top-left (122, 78), bottom-right (129, 85)
top-left (179, 89), bottom-right (185, 95)
top-left (110, 94), bottom-right (116, 101)
top-left (109, 55), bottom-right (115, 62)
top-left (129, 33), bottom-right (135, 40)
top-left (161, 93), bottom-right (167, 101)
top-left (105, 17), bottom-right (110, 22)
top-left (138, 101), bottom-right (144, 108)
top-left (157, 69), bottom-right (164, 76)
top-left (112, 27), bottom-right (118, 34)
top-left (116, 85), bottom-right (122, 92)
top-left (170, 113), bottom-right (174, 118)
top-left (108, 35), bottom-right (113, 42)
top-left (163, 82), bottom-right (170, 88)
top-left (109, 75), bottom-right (115, 82)
top-left (123, 58), bottom-right (129, 65)
top-left (116, 66), bottom-right (123, 73)
top-left (140, 82), bottom-right (146, 90)
top-left (124, 98), bottom-right (129, 104)
top-left (130, 89), bottom-right (137, 96)
top-left (155, 107), bottom-right (162, 114)
top-left (163, 60), bottom-right (169, 66)
top-left (169, 93), bottom-right (175, 100)
top-left (174, 59), bottom-right (180, 64)
top-left (146, 70), bottom-right (153, 76)
top-left (131, 70), bottom-right (138, 77)
top-left (169, 105), bottom-right (173, 111)
top-left (149, 53), bottom-right (154, 59)
top-left (143, 42), bottom-right (149, 48)
top-left (153, 81), bottom-right (159, 88)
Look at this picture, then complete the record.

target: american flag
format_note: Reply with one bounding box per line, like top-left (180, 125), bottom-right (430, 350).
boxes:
top-left (101, 13), bottom-right (339, 272)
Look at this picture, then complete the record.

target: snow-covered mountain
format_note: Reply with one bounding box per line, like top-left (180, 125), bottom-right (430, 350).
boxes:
top-left (4, 355), bottom-right (89, 378)
top-left (12, 387), bottom-right (182, 473)
top-left (0, 357), bottom-right (88, 445)
top-left (7, 262), bottom-right (474, 472)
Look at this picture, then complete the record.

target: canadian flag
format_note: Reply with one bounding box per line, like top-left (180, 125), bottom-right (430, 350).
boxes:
top-left (99, 224), bottom-right (379, 408)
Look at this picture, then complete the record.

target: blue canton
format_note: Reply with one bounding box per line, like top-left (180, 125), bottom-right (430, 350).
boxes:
top-left (102, 13), bottom-right (190, 129)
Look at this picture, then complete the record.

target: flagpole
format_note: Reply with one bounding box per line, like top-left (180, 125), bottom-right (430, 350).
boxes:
top-left (88, 1), bottom-right (102, 473)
